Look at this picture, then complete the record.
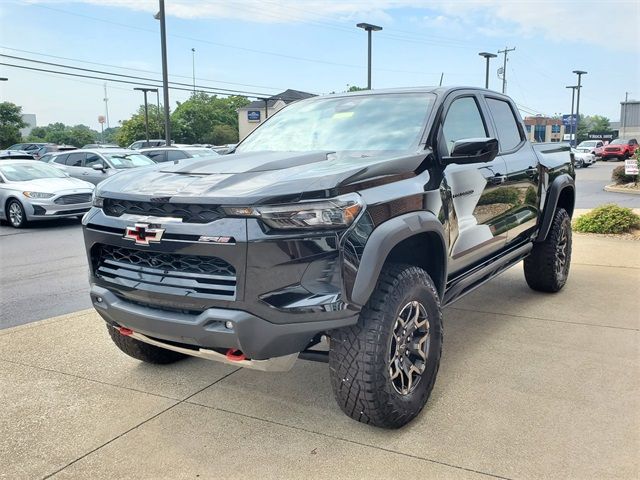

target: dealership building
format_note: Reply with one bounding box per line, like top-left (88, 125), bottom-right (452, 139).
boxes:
top-left (237, 89), bottom-right (315, 140)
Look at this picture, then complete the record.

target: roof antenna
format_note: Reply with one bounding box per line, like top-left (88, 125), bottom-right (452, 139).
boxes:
top-left (439, 72), bottom-right (444, 87)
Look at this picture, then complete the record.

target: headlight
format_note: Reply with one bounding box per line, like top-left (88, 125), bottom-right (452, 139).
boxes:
top-left (22, 191), bottom-right (54, 199)
top-left (93, 195), bottom-right (104, 208)
top-left (224, 193), bottom-right (364, 230)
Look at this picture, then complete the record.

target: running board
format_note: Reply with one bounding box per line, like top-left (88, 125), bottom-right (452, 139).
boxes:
top-left (444, 242), bottom-right (533, 306)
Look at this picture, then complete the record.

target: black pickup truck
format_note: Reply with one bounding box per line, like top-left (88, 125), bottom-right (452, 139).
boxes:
top-left (83, 87), bottom-right (575, 428)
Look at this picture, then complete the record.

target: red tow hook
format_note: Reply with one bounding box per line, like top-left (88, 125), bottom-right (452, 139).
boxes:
top-left (118, 327), bottom-right (134, 336)
top-left (225, 349), bottom-right (246, 362)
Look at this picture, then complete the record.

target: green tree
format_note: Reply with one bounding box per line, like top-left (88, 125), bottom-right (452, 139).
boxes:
top-left (27, 122), bottom-right (98, 147)
top-left (347, 85), bottom-right (367, 92)
top-left (0, 102), bottom-right (27, 148)
top-left (115, 105), bottom-right (164, 146)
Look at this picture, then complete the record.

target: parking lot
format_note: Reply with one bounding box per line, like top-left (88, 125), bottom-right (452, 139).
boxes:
top-left (1, 160), bottom-right (639, 479)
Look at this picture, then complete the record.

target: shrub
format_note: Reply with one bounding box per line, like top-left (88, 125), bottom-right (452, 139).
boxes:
top-left (574, 204), bottom-right (640, 234)
top-left (611, 166), bottom-right (637, 185)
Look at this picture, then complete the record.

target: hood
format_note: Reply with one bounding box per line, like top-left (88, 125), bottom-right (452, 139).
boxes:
top-left (5, 176), bottom-right (94, 193)
top-left (97, 150), bottom-right (429, 204)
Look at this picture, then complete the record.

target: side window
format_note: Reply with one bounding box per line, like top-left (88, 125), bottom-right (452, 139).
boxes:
top-left (485, 98), bottom-right (523, 152)
top-left (441, 97), bottom-right (487, 156)
top-left (54, 154), bottom-right (69, 164)
top-left (144, 150), bottom-right (165, 162)
top-left (166, 150), bottom-right (188, 161)
top-left (66, 153), bottom-right (85, 167)
top-left (85, 153), bottom-right (103, 168)
top-left (597, 142), bottom-right (603, 148)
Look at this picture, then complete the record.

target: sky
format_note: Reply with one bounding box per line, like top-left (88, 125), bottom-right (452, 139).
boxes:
top-left (0, 0), bottom-right (638, 132)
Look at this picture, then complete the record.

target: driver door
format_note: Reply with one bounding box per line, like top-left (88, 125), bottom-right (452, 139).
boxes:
top-left (440, 94), bottom-right (509, 274)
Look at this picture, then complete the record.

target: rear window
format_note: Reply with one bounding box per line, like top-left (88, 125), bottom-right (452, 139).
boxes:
top-left (486, 98), bottom-right (523, 152)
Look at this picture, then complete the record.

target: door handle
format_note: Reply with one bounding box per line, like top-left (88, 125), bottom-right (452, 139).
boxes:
top-left (488, 174), bottom-right (507, 185)
top-left (525, 167), bottom-right (537, 176)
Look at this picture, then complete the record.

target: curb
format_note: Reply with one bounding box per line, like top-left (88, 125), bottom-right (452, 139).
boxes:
top-left (604, 184), bottom-right (640, 195)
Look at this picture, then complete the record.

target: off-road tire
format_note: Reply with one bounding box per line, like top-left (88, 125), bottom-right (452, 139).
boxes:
top-left (524, 207), bottom-right (572, 292)
top-left (329, 264), bottom-right (443, 429)
top-left (107, 325), bottom-right (187, 364)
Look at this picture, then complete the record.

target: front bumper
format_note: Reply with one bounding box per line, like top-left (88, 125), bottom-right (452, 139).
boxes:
top-left (25, 193), bottom-right (92, 220)
top-left (91, 284), bottom-right (357, 360)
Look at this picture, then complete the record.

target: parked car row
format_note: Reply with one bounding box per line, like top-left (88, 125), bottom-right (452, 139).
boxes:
top-left (576, 138), bottom-right (637, 161)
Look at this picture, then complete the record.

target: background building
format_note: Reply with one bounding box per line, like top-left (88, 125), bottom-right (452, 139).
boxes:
top-left (523, 116), bottom-right (565, 143)
top-left (237, 89), bottom-right (314, 141)
top-left (20, 113), bottom-right (36, 137)
top-left (619, 100), bottom-right (640, 139)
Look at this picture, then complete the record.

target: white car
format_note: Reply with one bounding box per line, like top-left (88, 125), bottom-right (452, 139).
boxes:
top-left (571, 148), bottom-right (596, 168)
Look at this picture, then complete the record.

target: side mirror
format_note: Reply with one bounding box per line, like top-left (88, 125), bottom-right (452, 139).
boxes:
top-left (443, 138), bottom-right (499, 165)
top-left (92, 163), bottom-right (106, 172)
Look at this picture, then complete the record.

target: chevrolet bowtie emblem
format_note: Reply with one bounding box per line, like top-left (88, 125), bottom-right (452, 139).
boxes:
top-left (123, 223), bottom-right (165, 246)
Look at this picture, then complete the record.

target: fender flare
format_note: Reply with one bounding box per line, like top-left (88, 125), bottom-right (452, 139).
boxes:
top-left (350, 211), bottom-right (447, 306)
top-left (536, 174), bottom-right (575, 243)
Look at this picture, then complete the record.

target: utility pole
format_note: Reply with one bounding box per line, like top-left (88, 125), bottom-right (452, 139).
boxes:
top-left (103, 83), bottom-right (110, 129)
top-left (191, 48), bottom-right (196, 95)
top-left (156, 89), bottom-right (161, 138)
top-left (573, 70), bottom-right (587, 145)
top-left (497, 46), bottom-right (515, 94)
top-left (566, 85), bottom-right (578, 146)
top-left (622, 91), bottom-right (630, 138)
top-left (156, 0), bottom-right (171, 145)
top-left (356, 23), bottom-right (383, 90)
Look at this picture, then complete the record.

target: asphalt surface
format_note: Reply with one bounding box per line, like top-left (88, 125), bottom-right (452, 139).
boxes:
top-left (0, 160), bottom-right (637, 329)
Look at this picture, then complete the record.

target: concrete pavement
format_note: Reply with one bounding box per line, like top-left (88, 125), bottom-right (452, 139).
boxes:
top-left (1, 234), bottom-right (638, 479)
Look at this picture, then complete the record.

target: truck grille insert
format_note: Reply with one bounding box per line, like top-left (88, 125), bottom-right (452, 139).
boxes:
top-left (54, 193), bottom-right (92, 205)
top-left (93, 245), bottom-right (236, 301)
top-left (103, 199), bottom-right (223, 223)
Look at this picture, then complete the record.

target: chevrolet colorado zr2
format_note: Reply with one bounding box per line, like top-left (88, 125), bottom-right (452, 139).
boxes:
top-left (83, 87), bottom-right (575, 428)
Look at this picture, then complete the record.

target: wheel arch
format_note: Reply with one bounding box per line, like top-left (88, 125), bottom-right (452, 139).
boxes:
top-left (4, 195), bottom-right (27, 221)
top-left (350, 211), bottom-right (447, 306)
top-left (536, 174), bottom-right (575, 243)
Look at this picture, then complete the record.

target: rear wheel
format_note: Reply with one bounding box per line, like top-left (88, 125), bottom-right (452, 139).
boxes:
top-left (524, 208), bottom-right (572, 292)
top-left (329, 264), bottom-right (443, 428)
top-left (6, 199), bottom-right (27, 228)
top-left (107, 325), bottom-right (187, 364)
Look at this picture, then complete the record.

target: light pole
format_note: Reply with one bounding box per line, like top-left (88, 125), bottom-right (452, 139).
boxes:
top-left (155, 0), bottom-right (171, 145)
top-left (156, 89), bottom-right (161, 138)
top-left (573, 70), bottom-right (587, 145)
top-left (566, 85), bottom-right (578, 146)
top-left (356, 22), bottom-right (383, 90)
top-left (134, 87), bottom-right (158, 143)
top-left (191, 48), bottom-right (196, 95)
top-left (478, 52), bottom-right (497, 89)
top-left (622, 91), bottom-right (631, 138)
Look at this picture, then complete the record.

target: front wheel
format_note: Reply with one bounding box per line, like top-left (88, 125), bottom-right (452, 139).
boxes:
top-left (6, 199), bottom-right (27, 228)
top-left (524, 208), bottom-right (572, 292)
top-left (329, 264), bottom-right (443, 428)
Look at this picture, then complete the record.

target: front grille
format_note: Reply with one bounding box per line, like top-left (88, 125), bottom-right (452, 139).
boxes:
top-left (604, 147), bottom-right (620, 152)
top-left (55, 193), bottom-right (92, 205)
top-left (93, 245), bottom-right (236, 300)
top-left (103, 198), bottom-right (223, 223)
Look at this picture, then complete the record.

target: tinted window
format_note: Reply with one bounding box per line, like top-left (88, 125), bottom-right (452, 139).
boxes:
top-left (143, 150), bottom-right (166, 162)
top-left (166, 150), bottom-right (189, 161)
top-left (39, 154), bottom-right (52, 163)
top-left (54, 154), bottom-right (69, 164)
top-left (66, 153), bottom-right (85, 166)
top-left (85, 153), bottom-right (104, 168)
top-left (442, 97), bottom-right (487, 155)
top-left (486, 98), bottom-right (522, 152)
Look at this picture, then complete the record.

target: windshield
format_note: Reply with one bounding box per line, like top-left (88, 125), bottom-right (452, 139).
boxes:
top-left (236, 93), bottom-right (435, 153)
top-left (609, 139), bottom-right (625, 145)
top-left (105, 153), bottom-right (156, 169)
top-left (0, 163), bottom-right (67, 181)
top-left (185, 149), bottom-right (219, 157)
top-left (579, 141), bottom-right (597, 147)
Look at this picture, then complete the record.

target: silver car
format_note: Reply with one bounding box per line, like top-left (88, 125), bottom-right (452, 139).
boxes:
top-left (0, 160), bottom-right (94, 228)
top-left (48, 149), bottom-right (156, 185)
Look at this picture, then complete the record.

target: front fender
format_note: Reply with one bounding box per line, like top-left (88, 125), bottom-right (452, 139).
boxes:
top-left (349, 211), bottom-right (447, 306)
top-left (536, 173), bottom-right (574, 243)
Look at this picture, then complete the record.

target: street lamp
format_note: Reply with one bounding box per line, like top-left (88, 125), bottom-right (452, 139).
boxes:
top-left (191, 48), bottom-right (196, 95)
top-left (155, 0), bottom-right (171, 145)
top-left (572, 70), bottom-right (587, 146)
top-left (566, 85), bottom-right (578, 147)
top-left (356, 22), bottom-right (383, 90)
top-left (478, 52), bottom-right (497, 89)
top-left (134, 87), bottom-right (158, 143)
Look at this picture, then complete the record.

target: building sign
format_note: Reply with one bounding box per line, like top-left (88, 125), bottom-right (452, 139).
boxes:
top-left (588, 132), bottom-right (616, 141)
top-left (247, 110), bottom-right (261, 122)
top-left (625, 159), bottom-right (639, 175)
